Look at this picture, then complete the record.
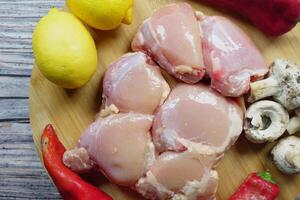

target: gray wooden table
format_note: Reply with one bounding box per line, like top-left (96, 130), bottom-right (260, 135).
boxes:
top-left (0, 1), bottom-right (64, 199)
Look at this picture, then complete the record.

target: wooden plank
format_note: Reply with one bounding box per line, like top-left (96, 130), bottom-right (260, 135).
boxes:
top-left (0, 66), bottom-right (32, 77)
top-left (0, 99), bottom-right (28, 122)
top-left (0, 0), bottom-right (64, 76)
top-left (0, 0), bottom-right (64, 199)
top-left (0, 76), bottom-right (30, 97)
top-left (0, 53), bottom-right (33, 76)
top-left (0, 122), bottom-right (61, 200)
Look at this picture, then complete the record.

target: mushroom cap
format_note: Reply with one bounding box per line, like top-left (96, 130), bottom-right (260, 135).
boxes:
top-left (286, 107), bottom-right (300, 135)
top-left (271, 59), bottom-right (300, 111)
top-left (244, 100), bottom-right (289, 143)
top-left (271, 136), bottom-right (300, 174)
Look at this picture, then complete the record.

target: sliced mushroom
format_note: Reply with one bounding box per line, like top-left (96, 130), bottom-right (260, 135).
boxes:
top-left (271, 136), bottom-right (300, 174)
top-left (287, 107), bottom-right (300, 135)
top-left (249, 59), bottom-right (300, 111)
top-left (244, 100), bottom-right (289, 143)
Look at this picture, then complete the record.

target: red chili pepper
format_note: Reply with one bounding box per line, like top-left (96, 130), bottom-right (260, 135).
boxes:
top-left (41, 124), bottom-right (112, 200)
top-left (199, 0), bottom-right (300, 36)
top-left (229, 172), bottom-right (280, 200)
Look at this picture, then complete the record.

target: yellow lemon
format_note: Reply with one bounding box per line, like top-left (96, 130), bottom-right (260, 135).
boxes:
top-left (67, 0), bottom-right (133, 30)
top-left (32, 8), bottom-right (97, 89)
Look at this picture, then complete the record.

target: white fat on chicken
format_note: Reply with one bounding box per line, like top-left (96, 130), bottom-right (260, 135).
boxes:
top-left (63, 113), bottom-right (156, 186)
top-left (136, 151), bottom-right (218, 200)
top-left (101, 52), bottom-right (170, 115)
top-left (152, 84), bottom-right (243, 154)
top-left (200, 16), bottom-right (268, 97)
top-left (132, 3), bottom-right (205, 84)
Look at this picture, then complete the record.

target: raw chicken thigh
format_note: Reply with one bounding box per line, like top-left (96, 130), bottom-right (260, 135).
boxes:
top-left (62, 3), bottom-right (261, 200)
top-left (136, 151), bottom-right (218, 200)
top-left (132, 3), bottom-right (205, 84)
top-left (132, 2), bottom-right (267, 97)
top-left (63, 113), bottom-right (156, 186)
top-left (101, 52), bottom-right (170, 116)
top-left (200, 16), bottom-right (268, 97)
top-left (152, 84), bottom-right (243, 154)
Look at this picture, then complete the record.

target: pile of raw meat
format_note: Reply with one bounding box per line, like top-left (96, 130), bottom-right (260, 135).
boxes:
top-left (63, 3), bottom-right (268, 200)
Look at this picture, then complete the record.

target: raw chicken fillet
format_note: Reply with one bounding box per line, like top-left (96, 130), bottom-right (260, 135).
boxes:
top-left (132, 3), bottom-right (205, 84)
top-left (200, 16), bottom-right (268, 97)
top-left (152, 84), bottom-right (243, 154)
top-left (101, 52), bottom-right (170, 115)
top-left (136, 151), bottom-right (219, 200)
top-left (64, 113), bottom-right (155, 186)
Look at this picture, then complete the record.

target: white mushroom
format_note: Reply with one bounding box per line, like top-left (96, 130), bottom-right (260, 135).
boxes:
top-left (244, 100), bottom-right (289, 143)
top-left (287, 107), bottom-right (300, 135)
top-left (249, 59), bottom-right (300, 111)
top-left (271, 136), bottom-right (300, 174)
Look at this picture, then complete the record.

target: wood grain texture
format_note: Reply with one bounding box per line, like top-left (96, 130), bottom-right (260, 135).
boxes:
top-left (0, 0), bottom-right (63, 199)
top-left (0, 77), bottom-right (30, 97)
top-left (29, 0), bottom-right (300, 200)
top-left (0, 123), bottom-right (61, 200)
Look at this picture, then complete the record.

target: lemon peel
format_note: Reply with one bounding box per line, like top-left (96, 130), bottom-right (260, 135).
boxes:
top-left (32, 8), bottom-right (97, 89)
top-left (67, 0), bottom-right (133, 30)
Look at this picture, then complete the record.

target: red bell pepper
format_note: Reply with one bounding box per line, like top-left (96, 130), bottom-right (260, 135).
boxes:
top-left (229, 172), bottom-right (280, 200)
top-left (41, 124), bottom-right (112, 200)
top-left (199, 0), bottom-right (300, 36)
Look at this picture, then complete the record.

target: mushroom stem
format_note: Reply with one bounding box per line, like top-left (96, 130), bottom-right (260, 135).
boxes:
top-left (248, 76), bottom-right (279, 102)
top-left (285, 150), bottom-right (300, 169)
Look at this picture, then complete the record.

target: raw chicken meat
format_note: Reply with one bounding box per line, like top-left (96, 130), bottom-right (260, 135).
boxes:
top-left (152, 84), bottom-right (243, 154)
top-left (200, 16), bottom-right (268, 97)
top-left (101, 52), bottom-right (170, 116)
top-left (132, 3), bottom-right (205, 84)
top-left (62, 3), bottom-right (263, 200)
top-left (132, 2), bottom-right (267, 97)
top-left (63, 113), bottom-right (156, 186)
top-left (136, 151), bottom-right (218, 200)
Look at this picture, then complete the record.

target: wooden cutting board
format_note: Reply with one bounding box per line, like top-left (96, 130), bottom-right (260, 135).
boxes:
top-left (30, 0), bottom-right (300, 199)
